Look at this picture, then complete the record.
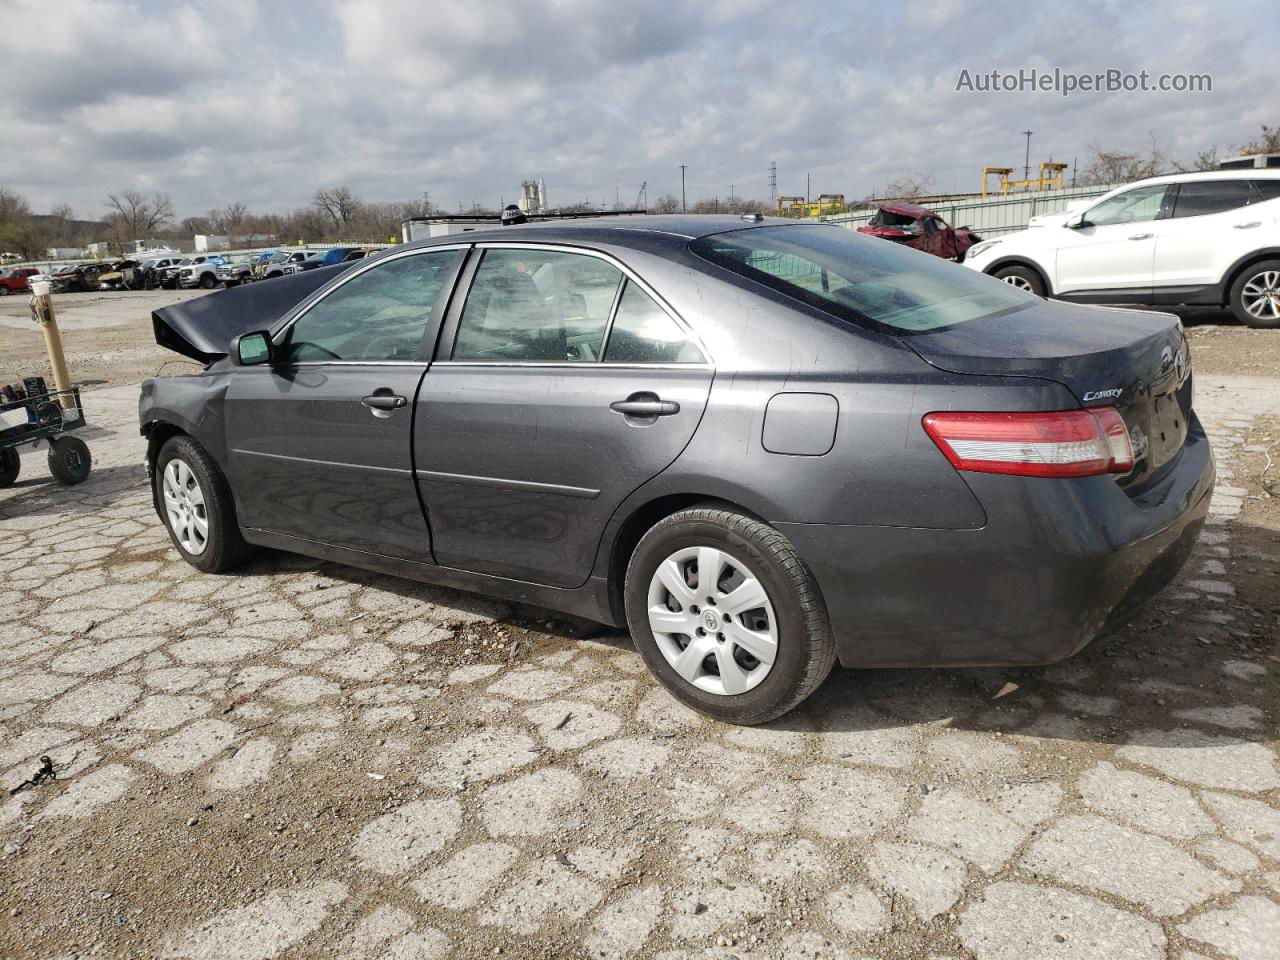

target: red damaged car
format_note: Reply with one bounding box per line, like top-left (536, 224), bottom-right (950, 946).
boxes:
top-left (856, 202), bottom-right (981, 261)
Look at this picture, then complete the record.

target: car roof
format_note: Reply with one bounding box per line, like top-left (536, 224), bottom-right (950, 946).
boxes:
top-left (396, 214), bottom-right (807, 256)
top-left (1126, 168), bottom-right (1280, 188)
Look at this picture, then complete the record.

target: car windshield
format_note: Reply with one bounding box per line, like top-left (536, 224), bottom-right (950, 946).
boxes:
top-left (691, 224), bottom-right (1033, 333)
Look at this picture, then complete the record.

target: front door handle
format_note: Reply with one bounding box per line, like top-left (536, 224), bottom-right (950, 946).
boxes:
top-left (361, 391), bottom-right (407, 418)
top-left (1234, 221), bottom-right (1261, 230)
top-left (1128, 233), bottom-right (1154, 241)
top-left (610, 394), bottom-right (680, 419)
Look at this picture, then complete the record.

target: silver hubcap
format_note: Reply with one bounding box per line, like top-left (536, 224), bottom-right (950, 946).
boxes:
top-left (647, 546), bottom-right (778, 696)
top-left (162, 458), bottom-right (209, 555)
top-left (1001, 274), bottom-right (1035, 292)
top-left (1242, 270), bottom-right (1280, 320)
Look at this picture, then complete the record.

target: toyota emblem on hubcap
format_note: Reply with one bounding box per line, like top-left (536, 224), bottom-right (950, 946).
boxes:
top-left (702, 609), bottom-right (721, 632)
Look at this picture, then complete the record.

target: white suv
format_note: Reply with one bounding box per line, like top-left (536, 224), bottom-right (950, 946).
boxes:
top-left (963, 170), bottom-right (1280, 328)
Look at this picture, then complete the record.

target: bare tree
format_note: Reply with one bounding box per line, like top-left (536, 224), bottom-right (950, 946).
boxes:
top-left (1239, 123), bottom-right (1280, 156)
top-left (0, 186), bottom-right (32, 225)
top-left (105, 191), bottom-right (175, 241)
top-left (882, 174), bottom-right (936, 200)
top-left (220, 201), bottom-right (249, 235)
top-left (1078, 137), bottom-right (1171, 186)
top-left (650, 193), bottom-right (680, 214)
top-left (312, 186), bottom-right (360, 231)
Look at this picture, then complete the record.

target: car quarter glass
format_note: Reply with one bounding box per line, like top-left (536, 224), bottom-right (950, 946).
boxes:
top-left (603, 281), bottom-right (705, 363)
top-left (283, 250), bottom-right (463, 362)
top-left (452, 248), bottom-right (623, 362)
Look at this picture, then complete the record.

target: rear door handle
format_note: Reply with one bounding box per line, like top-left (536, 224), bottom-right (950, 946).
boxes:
top-left (1234, 221), bottom-right (1261, 229)
top-left (1128, 233), bottom-right (1154, 241)
top-left (361, 392), bottom-right (407, 412)
top-left (610, 397), bottom-right (680, 418)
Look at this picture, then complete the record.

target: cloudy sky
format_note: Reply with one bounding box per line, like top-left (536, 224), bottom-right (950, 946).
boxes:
top-left (1, 0), bottom-right (1276, 220)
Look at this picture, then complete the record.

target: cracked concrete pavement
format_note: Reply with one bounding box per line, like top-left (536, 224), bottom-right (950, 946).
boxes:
top-left (1, 352), bottom-right (1278, 958)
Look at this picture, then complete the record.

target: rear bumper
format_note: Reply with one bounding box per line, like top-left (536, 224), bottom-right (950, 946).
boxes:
top-left (779, 415), bottom-right (1215, 668)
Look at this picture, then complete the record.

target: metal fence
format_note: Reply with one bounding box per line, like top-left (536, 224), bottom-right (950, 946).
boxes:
top-left (823, 183), bottom-right (1119, 238)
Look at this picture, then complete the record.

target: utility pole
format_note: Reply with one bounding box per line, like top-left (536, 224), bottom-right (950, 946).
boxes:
top-left (1071, 156), bottom-right (1077, 188)
top-left (679, 164), bottom-right (687, 213)
top-left (806, 172), bottom-right (811, 203)
top-left (768, 162), bottom-right (777, 205)
top-left (1022, 130), bottom-right (1033, 184)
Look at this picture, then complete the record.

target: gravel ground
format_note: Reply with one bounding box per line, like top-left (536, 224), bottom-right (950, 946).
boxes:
top-left (0, 291), bottom-right (1278, 959)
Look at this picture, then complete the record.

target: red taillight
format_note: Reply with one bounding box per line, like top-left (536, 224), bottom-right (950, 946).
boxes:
top-left (922, 407), bottom-right (1134, 478)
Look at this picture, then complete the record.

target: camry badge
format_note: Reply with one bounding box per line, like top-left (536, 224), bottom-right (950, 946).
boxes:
top-left (1082, 388), bottom-right (1123, 401)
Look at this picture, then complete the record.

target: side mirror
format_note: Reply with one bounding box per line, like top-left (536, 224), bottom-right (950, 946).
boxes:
top-left (1064, 211), bottom-right (1087, 229)
top-left (230, 331), bottom-right (273, 366)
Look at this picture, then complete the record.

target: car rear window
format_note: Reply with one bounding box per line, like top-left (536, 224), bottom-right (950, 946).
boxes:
top-left (690, 224), bottom-right (1032, 333)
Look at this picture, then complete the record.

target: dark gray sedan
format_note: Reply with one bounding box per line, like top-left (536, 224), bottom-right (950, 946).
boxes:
top-left (139, 216), bottom-right (1213, 724)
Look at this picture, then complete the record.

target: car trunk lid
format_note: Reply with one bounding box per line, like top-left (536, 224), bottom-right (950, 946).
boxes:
top-left (903, 300), bottom-right (1192, 489)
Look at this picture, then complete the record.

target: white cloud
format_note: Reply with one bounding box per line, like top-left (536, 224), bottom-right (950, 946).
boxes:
top-left (0, 0), bottom-right (1275, 219)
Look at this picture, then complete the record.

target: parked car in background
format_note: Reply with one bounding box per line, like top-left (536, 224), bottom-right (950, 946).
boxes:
top-left (253, 250), bottom-right (311, 280)
top-left (964, 169), bottom-right (1280, 328)
top-left (139, 256), bottom-right (185, 290)
top-left (215, 260), bottom-right (255, 287)
top-left (47, 262), bottom-right (104, 293)
top-left (97, 259), bottom-right (141, 291)
top-left (177, 256), bottom-right (227, 290)
top-left (139, 216), bottom-right (1211, 724)
top-left (156, 255), bottom-right (223, 290)
top-left (0, 266), bottom-right (39, 295)
top-left (856, 202), bottom-right (981, 260)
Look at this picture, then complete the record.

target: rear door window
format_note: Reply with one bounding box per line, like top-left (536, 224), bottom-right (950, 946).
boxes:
top-left (452, 249), bottom-right (622, 362)
top-left (283, 250), bottom-right (461, 362)
top-left (1170, 180), bottom-right (1256, 218)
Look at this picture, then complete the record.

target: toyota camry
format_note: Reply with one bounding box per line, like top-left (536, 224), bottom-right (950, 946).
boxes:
top-left (139, 215), bottom-right (1214, 724)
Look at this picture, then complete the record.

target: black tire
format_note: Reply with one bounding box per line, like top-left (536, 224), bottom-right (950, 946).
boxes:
top-left (0, 448), bottom-right (19, 487)
top-left (154, 435), bottom-right (249, 573)
top-left (992, 264), bottom-right (1046, 297)
top-left (0, 286), bottom-right (10, 296)
top-left (199, 273), bottom-right (216, 290)
top-left (1228, 259), bottom-right (1280, 329)
top-left (624, 506), bottom-right (835, 725)
top-left (47, 436), bottom-right (91, 485)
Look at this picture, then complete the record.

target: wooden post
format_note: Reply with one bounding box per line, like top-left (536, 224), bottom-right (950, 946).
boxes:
top-left (30, 280), bottom-right (72, 401)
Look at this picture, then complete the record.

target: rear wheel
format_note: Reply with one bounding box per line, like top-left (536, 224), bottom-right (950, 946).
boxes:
top-left (992, 264), bottom-right (1046, 297)
top-left (155, 435), bottom-right (248, 573)
top-left (47, 436), bottom-right (91, 485)
top-left (199, 273), bottom-right (216, 289)
top-left (624, 506), bottom-right (835, 725)
top-left (1229, 259), bottom-right (1280, 328)
top-left (0, 448), bottom-right (19, 486)
top-left (0, 286), bottom-right (10, 296)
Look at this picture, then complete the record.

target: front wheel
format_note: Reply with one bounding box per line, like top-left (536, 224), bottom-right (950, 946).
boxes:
top-left (1229, 259), bottom-right (1280, 329)
top-left (992, 264), bottom-right (1046, 297)
top-left (155, 435), bottom-right (248, 573)
top-left (199, 273), bottom-right (217, 289)
top-left (624, 506), bottom-right (835, 725)
top-left (0, 448), bottom-right (19, 486)
top-left (47, 436), bottom-right (91, 485)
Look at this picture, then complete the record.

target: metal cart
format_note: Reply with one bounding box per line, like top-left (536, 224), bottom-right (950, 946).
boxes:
top-left (0, 380), bottom-right (92, 487)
